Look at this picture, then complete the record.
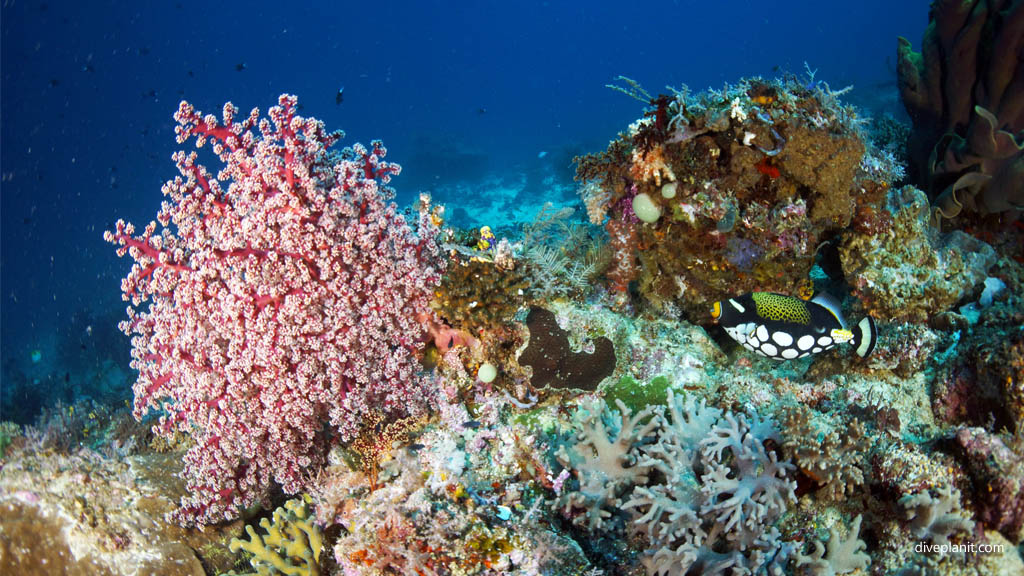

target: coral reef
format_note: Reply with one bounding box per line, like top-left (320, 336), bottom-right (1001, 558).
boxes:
top-left (105, 96), bottom-right (446, 525)
top-left (318, 398), bottom-right (595, 575)
top-left (577, 75), bottom-right (883, 319)
top-left (897, 0), bottom-right (1024, 223)
top-left (840, 186), bottom-right (996, 322)
top-left (35, 37), bottom-right (1024, 574)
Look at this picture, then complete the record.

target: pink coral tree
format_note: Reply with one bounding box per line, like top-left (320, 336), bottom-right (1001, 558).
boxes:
top-left (106, 94), bottom-right (445, 525)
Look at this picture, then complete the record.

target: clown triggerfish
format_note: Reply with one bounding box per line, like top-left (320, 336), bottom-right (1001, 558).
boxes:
top-left (712, 292), bottom-right (877, 360)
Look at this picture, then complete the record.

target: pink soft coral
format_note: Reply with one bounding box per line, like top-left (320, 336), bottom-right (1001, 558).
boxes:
top-left (106, 95), bottom-right (445, 525)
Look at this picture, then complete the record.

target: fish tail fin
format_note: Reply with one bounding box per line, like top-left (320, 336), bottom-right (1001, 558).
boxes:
top-left (852, 316), bottom-right (877, 358)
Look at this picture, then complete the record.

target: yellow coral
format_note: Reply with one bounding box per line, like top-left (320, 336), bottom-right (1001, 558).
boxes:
top-left (224, 497), bottom-right (322, 576)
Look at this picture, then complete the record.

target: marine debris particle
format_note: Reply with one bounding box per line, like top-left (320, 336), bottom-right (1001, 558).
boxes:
top-left (518, 307), bottom-right (615, 391)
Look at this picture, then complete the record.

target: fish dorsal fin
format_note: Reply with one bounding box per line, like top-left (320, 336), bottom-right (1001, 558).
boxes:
top-left (811, 293), bottom-right (846, 329)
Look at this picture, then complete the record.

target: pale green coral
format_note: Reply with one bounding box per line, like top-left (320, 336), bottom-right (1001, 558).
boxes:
top-left (224, 497), bottom-right (322, 576)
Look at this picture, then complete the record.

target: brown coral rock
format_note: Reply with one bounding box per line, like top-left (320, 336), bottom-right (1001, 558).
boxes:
top-left (840, 186), bottom-right (996, 322)
top-left (778, 123), bottom-right (864, 227)
top-left (518, 307), bottom-right (615, 391)
top-left (953, 427), bottom-right (1024, 544)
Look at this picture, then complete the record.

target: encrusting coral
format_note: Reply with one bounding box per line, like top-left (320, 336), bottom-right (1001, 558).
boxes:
top-left (953, 427), bottom-right (1024, 544)
top-left (518, 307), bottom-right (616, 392)
top-left (840, 185), bottom-right (996, 322)
top-left (780, 405), bottom-right (872, 501)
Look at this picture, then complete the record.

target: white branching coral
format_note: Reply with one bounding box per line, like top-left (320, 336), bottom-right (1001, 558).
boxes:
top-left (794, 514), bottom-right (871, 576)
top-left (605, 391), bottom-right (796, 576)
top-left (555, 398), bottom-right (659, 531)
top-left (698, 411), bottom-right (795, 550)
top-left (899, 485), bottom-right (976, 545)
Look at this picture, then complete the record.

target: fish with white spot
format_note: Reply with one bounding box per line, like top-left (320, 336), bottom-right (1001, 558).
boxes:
top-left (711, 292), bottom-right (877, 360)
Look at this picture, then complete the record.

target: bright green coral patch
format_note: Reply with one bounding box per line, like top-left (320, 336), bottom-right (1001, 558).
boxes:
top-left (603, 374), bottom-right (671, 413)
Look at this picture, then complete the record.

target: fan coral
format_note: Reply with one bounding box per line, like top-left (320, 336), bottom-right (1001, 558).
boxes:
top-left (106, 95), bottom-right (445, 525)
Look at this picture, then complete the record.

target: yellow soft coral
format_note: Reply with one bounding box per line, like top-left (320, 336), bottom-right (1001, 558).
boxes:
top-left (224, 497), bottom-right (323, 576)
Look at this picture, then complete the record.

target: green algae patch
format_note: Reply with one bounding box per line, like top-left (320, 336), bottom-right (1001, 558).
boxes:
top-left (603, 375), bottom-right (671, 413)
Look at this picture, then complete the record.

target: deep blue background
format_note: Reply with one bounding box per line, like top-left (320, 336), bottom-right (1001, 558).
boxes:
top-left (0, 0), bottom-right (926, 421)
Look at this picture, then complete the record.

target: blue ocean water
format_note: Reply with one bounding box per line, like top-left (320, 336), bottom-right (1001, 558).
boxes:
top-left (0, 1), bottom-right (925, 423)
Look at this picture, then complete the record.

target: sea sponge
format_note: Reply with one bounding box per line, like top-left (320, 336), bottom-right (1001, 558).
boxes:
top-left (518, 307), bottom-right (616, 392)
top-left (897, 0), bottom-right (1024, 222)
